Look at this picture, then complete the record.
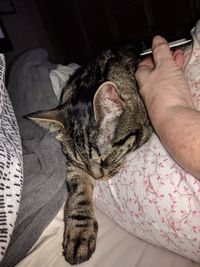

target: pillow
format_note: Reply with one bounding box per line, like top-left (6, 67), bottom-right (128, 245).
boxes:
top-left (49, 63), bottom-right (80, 99)
top-left (0, 54), bottom-right (23, 261)
top-left (94, 20), bottom-right (200, 263)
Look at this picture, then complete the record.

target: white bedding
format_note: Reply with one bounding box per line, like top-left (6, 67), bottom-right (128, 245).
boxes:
top-left (0, 54), bottom-right (23, 261)
top-left (17, 204), bottom-right (200, 267)
top-left (93, 20), bottom-right (200, 263)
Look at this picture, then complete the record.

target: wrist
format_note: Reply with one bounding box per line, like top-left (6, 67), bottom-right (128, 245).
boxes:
top-left (150, 105), bottom-right (200, 179)
top-left (149, 103), bottom-right (195, 133)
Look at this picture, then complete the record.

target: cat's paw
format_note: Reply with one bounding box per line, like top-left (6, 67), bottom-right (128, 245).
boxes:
top-left (63, 218), bottom-right (98, 265)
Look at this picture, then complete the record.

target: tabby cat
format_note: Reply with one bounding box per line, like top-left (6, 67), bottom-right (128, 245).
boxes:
top-left (29, 43), bottom-right (152, 265)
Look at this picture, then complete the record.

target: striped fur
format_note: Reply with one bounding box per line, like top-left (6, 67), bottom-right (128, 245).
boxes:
top-left (29, 43), bottom-right (152, 265)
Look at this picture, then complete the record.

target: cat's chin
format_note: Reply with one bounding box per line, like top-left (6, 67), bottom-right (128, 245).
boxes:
top-left (89, 166), bottom-right (121, 181)
top-left (88, 168), bottom-right (108, 181)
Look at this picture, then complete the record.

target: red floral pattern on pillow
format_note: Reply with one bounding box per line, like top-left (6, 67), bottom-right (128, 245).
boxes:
top-left (94, 20), bottom-right (200, 263)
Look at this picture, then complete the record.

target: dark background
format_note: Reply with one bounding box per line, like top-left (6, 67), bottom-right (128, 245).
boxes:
top-left (1, 0), bottom-right (200, 73)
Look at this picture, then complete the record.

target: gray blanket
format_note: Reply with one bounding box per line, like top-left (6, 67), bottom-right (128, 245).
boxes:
top-left (0, 49), bottom-right (68, 267)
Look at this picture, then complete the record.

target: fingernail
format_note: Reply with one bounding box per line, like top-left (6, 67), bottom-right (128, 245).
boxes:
top-left (153, 35), bottom-right (167, 46)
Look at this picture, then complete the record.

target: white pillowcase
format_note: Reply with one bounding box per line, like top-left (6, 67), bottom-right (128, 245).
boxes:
top-left (0, 54), bottom-right (23, 261)
top-left (94, 20), bottom-right (200, 263)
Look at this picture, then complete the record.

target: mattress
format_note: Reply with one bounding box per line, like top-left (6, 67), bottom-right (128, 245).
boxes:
top-left (16, 203), bottom-right (200, 267)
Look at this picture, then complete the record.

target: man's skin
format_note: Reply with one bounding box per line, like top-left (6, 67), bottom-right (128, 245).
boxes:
top-left (135, 35), bottom-right (200, 179)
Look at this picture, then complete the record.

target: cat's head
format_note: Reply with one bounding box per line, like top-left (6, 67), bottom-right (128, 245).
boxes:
top-left (28, 41), bottom-right (151, 180)
top-left (28, 79), bottom-right (152, 180)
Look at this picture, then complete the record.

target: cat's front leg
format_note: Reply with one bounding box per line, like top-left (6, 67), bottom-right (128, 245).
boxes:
top-left (63, 163), bottom-right (98, 265)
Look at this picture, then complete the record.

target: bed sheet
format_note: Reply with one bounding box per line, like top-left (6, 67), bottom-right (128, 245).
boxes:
top-left (0, 54), bottom-right (23, 262)
top-left (16, 204), bottom-right (200, 267)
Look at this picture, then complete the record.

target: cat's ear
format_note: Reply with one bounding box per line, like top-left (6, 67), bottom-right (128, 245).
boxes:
top-left (93, 81), bottom-right (125, 122)
top-left (27, 107), bottom-right (65, 133)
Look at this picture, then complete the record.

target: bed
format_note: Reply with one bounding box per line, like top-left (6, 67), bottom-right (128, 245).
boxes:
top-left (1, 20), bottom-right (200, 267)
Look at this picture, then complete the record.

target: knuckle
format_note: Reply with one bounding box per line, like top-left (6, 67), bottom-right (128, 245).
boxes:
top-left (152, 43), bottom-right (169, 53)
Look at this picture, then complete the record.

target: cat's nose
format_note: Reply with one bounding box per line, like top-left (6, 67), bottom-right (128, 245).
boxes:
top-left (89, 163), bottom-right (104, 179)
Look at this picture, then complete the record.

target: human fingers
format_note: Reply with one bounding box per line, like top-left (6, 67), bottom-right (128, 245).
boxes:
top-left (135, 56), bottom-right (154, 81)
top-left (152, 35), bottom-right (172, 65)
top-left (172, 49), bottom-right (184, 69)
top-left (138, 56), bottom-right (154, 69)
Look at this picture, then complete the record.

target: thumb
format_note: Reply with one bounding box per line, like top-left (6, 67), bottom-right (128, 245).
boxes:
top-left (152, 35), bottom-right (172, 65)
top-left (172, 49), bottom-right (184, 69)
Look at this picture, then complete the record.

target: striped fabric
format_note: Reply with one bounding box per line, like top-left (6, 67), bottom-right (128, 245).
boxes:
top-left (0, 54), bottom-right (23, 261)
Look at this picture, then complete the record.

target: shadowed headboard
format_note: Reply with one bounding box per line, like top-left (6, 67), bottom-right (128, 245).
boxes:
top-left (36, 0), bottom-right (200, 64)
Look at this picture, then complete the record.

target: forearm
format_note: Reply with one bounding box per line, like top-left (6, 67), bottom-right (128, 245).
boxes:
top-left (135, 36), bottom-right (200, 179)
top-left (154, 105), bottom-right (200, 179)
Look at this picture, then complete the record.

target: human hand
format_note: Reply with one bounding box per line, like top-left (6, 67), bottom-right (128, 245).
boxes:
top-left (135, 35), bottom-right (194, 130)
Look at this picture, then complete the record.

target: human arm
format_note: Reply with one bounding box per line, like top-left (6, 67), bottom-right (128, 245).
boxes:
top-left (135, 35), bottom-right (200, 179)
